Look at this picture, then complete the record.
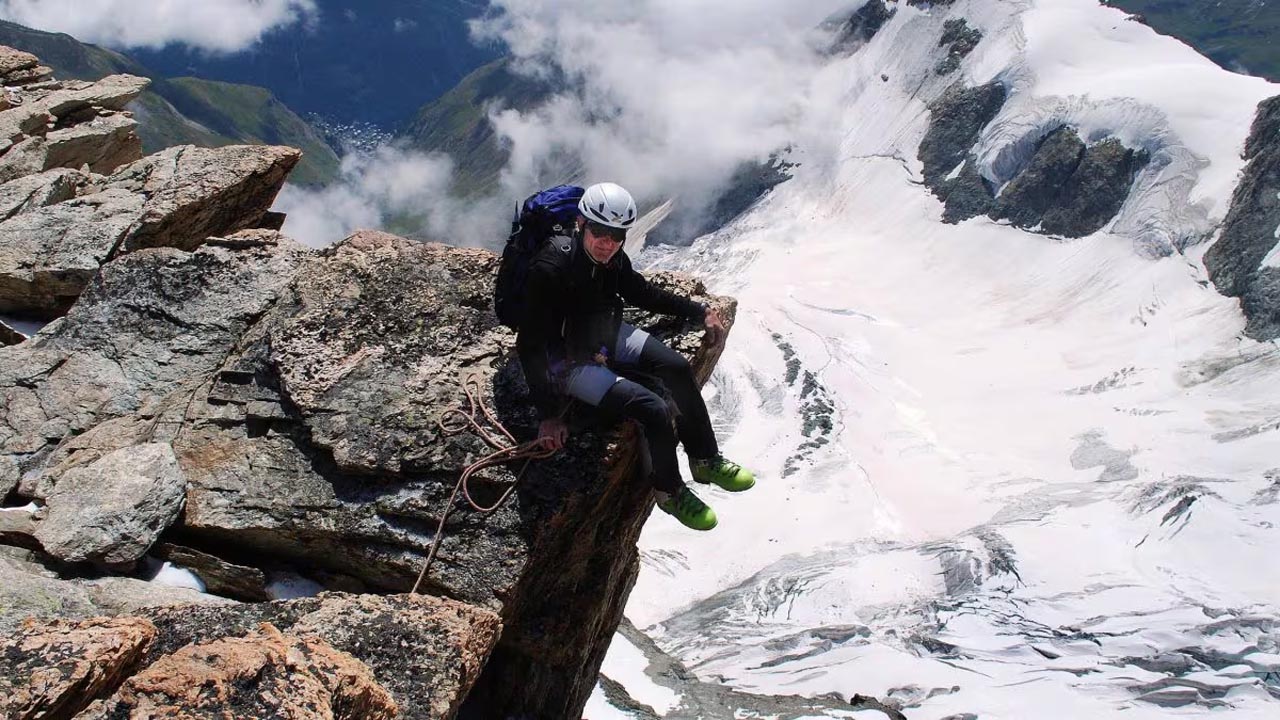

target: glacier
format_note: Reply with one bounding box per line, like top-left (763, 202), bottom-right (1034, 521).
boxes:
top-left (585, 0), bottom-right (1280, 717)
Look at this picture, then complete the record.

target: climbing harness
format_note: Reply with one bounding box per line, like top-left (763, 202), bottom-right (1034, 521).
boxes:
top-left (409, 373), bottom-right (566, 595)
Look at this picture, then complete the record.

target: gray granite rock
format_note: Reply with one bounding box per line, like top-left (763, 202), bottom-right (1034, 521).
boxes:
top-left (0, 73), bottom-right (148, 147)
top-left (0, 167), bottom-right (86, 222)
top-left (35, 442), bottom-right (186, 564)
top-left (0, 187), bottom-right (144, 317)
top-left (109, 143), bottom-right (301, 253)
top-left (151, 542), bottom-right (269, 601)
top-left (0, 231), bottom-right (312, 488)
top-left (0, 547), bottom-right (233, 635)
top-left (0, 112), bottom-right (140, 183)
top-left (0, 45), bottom-right (38, 76)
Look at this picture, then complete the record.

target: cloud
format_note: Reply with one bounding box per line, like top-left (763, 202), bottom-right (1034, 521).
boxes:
top-left (0, 0), bottom-right (318, 53)
top-left (274, 144), bottom-right (508, 249)
top-left (393, 18), bottom-right (418, 33)
top-left (470, 0), bottom-right (851, 235)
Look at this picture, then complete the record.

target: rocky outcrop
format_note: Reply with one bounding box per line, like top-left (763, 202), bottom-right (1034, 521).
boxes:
top-left (82, 623), bottom-right (398, 720)
top-left (0, 144), bottom-right (300, 318)
top-left (0, 112), bottom-right (140, 183)
top-left (0, 615), bottom-right (157, 720)
top-left (920, 83), bottom-right (1149, 236)
top-left (1204, 94), bottom-right (1280, 340)
top-left (648, 156), bottom-right (792, 246)
top-left (0, 47), bottom-right (299, 319)
top-left (111, 144), bottom-right (301, 252)
top-left (0, 41), bottom-right (736, 720)
top-left (34, 442), bottom-right (186, 565)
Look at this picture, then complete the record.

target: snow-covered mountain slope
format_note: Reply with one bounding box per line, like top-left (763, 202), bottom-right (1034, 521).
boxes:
top-left (590, 1), bottom-right (1280, 717)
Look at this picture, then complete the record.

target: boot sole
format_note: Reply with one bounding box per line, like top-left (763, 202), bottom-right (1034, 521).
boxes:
top-left (694, 478), bottom-right (756, 492)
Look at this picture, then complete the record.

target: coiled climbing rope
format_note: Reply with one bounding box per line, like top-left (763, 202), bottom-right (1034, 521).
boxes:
top-left (409, 373), bottom-right (564, 595)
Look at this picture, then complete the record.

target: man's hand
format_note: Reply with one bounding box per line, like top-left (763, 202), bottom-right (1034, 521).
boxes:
top-left (537, 417), bottom-right (569, 451)
top-left (704, 307), bottom-right (727, 345)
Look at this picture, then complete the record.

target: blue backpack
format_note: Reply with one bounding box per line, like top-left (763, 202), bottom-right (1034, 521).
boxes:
top-left (494, 184), bottom-right (584, 328)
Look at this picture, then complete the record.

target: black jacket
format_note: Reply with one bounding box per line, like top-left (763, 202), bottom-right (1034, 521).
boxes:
top-left (516, 232), bottom-right (706, 417)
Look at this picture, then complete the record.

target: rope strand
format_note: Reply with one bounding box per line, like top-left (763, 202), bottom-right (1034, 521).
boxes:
top-left (410, 374), bottom-right (562, 595)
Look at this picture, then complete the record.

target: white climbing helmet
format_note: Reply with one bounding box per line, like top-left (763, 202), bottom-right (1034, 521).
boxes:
top-left (578, 182), bottom-right (638, 229)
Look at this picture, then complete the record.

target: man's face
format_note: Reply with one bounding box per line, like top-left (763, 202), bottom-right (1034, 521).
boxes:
top-left (582, 219), bottom-right (626, 264)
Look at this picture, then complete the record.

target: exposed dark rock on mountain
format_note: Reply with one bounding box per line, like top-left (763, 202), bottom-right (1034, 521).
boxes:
top-left (993, 126), bottom-right (1086, 226)
top-left (935, 18), bottom-right (983, 75)
top-left (648, 157), bottom-right (793, 246)
top-left (919, 82), bottom-right (1008, 187)
top-left (1205, 94), bottom-right (1280, 340)
top-left (921, 84), bottom-right (1149, 237)
top-left (829, 0), bottom-right (896, 55)
top-left (1039, 136), bottom-right (1149, 237)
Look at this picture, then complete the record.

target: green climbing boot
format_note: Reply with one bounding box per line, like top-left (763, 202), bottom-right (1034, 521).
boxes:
top-left (656, 486), bottom-right (718, 531)
top-left (691, 455), bottom-right (756, 492)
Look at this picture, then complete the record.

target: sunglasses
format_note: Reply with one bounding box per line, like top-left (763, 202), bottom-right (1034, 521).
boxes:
top-left (586, 220), bottom-right (628, 244)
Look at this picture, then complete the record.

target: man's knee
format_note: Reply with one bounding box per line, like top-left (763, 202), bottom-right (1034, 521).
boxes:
top-left (643, 337), bottom-right (693, 376)
top-left (602, 381), bottom-right (672, 429)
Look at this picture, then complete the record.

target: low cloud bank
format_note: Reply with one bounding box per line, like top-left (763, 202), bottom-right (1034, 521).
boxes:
top-left (275, 145), bottom-right (508, 249)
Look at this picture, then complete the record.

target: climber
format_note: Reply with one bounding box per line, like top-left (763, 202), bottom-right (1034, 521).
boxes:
top-left (514, 182), bottom-right (755, 530)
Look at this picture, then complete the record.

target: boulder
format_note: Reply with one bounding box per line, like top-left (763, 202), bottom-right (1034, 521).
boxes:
top-left (0, 188), bottom-right (144, 317)
top-left (81, 623), bottom-right (397, 720)
top-left (109, 144), bottom-right (301, 252)
top-left (0, 45), bottom-right (38, 76)
top-left (141, 593), bottom-right (501, 720)
top-left (0, 616), bottom-right (157, 720)
top-left (0, 167), bottom-right (86, 222)
top-left (34, 442), bottom-right (186, 565)
top-left (2, 64), bottom-right (54, 86)
top-left (0, 112), bottom-right (140, 183)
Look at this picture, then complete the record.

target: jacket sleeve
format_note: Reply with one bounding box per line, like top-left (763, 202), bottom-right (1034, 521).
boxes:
top-left (616, 253), bottom-right (707, 321)
top-left (516, 259), bottom-right (566, 419)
